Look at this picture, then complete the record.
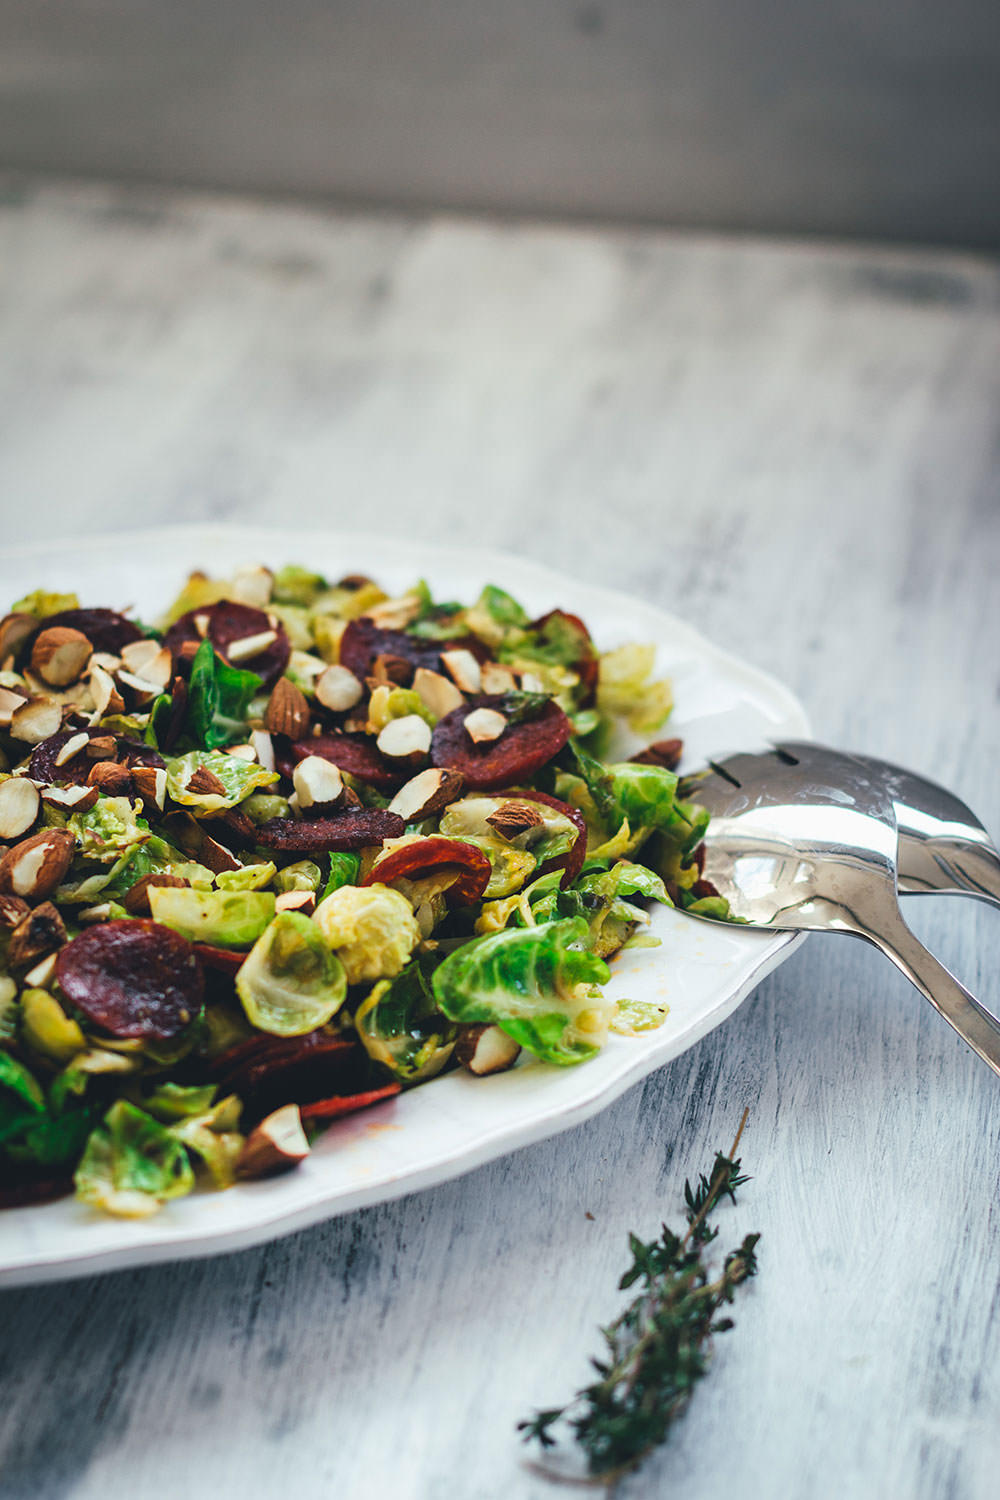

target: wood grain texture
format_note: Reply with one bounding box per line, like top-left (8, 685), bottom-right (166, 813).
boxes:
top-left (0, 178), bottom-right (998, 1500)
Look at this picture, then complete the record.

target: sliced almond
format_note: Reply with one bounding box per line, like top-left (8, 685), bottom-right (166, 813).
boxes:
top-left (0, 828), bottom-right (76, 901)
top-left (30, 627), bottom-right (93, 687)
top-left (362, 594), bottom-right (422, 630)
top-left (226, 630), bottom-right (277, 663)
top-left (480, 661), bottom-right (518, 694)
top-left (54, 731), bottom-right (90, 768)
top-left (440, 649), bottom-right (482, 694)
top-left (237, 1104), bottom-right (310, 1178)
top-left (376, 715), bottom-right (432, 765)
top-left (7, 901), bottom-right (68, 972)
top-left (0, 778), bottom-right (41, 840)
top-left (455, 1024), bottom-right (521, 1075)
top-left (250, 729), bottom-right (275, 773)
top-left (186, 765), bottom-right (228, 797)
top-left (229, 564), bottom-right (273, 610)
top-left (388, 767), bottom-right (465, 823)
top-left (288, 650), bottom-right (326, 684)
top-left (86, 735), bottom-right (118, 761)
top-left (464, 707), bottom-right (507, 744)
top-left (131, 766), bottom-right (167, 811)
top-left (519, 670), bottom-right (546, 694)
top-left (41, 784), bottom-right (99, 814)
top-left (224, 744), bottom-right (257, 762)
top-left (88, 663), bottom-right (125, 718)
top-left (367, 653), bottom-right (414, 688)
top-left (77, 903), bottom-right (114, 924)
top-left (193, 613), bottom-right (211, 638)
top-left (0, 893), bottom-right (31, 929)
top-left (120, 639), bottom-right (161, 676)
top-left (0, 686), bottom-right (28, 728)
top-left (116, 669), bottom-right (161, 705)
top-left (9, 697), bottom-right (63, 745)
top-left (412, 667), bottom-right (464, 720)
top-left (265, 678), bottom-right (311, 739)
top-left (275, 890), bottom-right (316, 916)
top-left (292, 755), bottom-right (345, 812)
top-left (90, 651), bottom-right (123, 674)
top-left (315, 664), bottom-right (364, 714)
top-left (24, 952), bottom-right (58, 989)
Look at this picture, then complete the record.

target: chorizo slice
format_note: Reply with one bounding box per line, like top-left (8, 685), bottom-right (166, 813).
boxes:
top-left (338, 618), bottom-right (450, 680)
top-left (254, 809), bottom-right (405, 853)
top-left (430, 695), bottom-right (571, 790)
top-left (29, 729), bottom-right (164, 787)
top-left (287, 732), bottom-right (407, 792)
top-left (210, 1030), bottom-right (364, 1125)
top-left (165, 600), bottom-right (290, 690)
top-left (41, 608), bottom-right (144, 655)
top-left (55, 920), bottom-right (204, 1041)
top-left (300, 1082), bottom-right (401, 1125)
top-left (364, 836), bottom-right (492, 905)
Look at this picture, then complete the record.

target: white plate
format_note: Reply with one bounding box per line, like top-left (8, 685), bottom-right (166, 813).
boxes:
top-left (0, 525), bottom-right (809, 1286)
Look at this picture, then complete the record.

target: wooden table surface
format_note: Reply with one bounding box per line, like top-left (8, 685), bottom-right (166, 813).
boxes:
top-left (1, 179), bottom-right (998, 1500)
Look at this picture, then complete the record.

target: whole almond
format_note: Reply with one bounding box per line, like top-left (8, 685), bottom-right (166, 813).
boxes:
top-left (31, 627), bottom-right (93, 687)
top-left (0, 893), bottom-right (31, 929)
top-left (265, 677), bottom-right (311, 739)
top-left (131, 765), bottom-right (167, 810)
top-left (7, 900), bottom-right (68, 971)
top-left (0, 828), bottom-right (76, 901)
top-left (0, 613), bottom-right (38, 668)
top-left (122, 872), bottom-right (190, 916)
top-left (186, 765), bottom-right (228, 797)
top-left (87, 760), bottom-right (133, 796)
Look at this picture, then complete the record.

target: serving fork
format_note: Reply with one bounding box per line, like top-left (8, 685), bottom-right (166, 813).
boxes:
top-left (681, 742), bottom-right (1000, 1078)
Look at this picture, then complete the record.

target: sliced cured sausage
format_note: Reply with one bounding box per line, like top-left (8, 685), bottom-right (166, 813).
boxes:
top-left (364, 836), bottom-right (491, 905)
top-left (41, 608), bottom-right (144, 655)
top-left (430, 695), bottom-right (571, 790)
top-left (300, 1082), bottom-right (401, 1124)
top-left (165, 601), bottom-right (290, 690)
top-left (55, 920), bottom-right (204, 1041)
top-left (254, 809), bottom-right (405, 853)
top-left (286, 732), bottom-right (407, 792)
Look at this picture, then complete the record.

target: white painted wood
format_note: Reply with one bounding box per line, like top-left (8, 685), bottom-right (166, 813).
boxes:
top-left (0, 178), bottom-right (998, 1500)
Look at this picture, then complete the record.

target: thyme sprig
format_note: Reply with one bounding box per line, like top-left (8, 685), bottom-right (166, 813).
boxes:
top-left (519, 1109), bottom-right (759, 1484)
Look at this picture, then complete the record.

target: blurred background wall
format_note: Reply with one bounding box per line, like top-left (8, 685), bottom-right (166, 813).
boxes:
top-left (1, 0), bottom-right (999, 248)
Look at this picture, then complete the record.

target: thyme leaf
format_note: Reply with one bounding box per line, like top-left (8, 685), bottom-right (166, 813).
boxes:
top-left (518, 1109), bottom-right (759, 1483)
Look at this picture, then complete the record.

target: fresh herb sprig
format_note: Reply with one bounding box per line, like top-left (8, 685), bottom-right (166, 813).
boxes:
top-left (519, 1110), bottom-right (759, 1484)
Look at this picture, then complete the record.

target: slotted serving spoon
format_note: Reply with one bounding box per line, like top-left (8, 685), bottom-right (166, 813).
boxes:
top-left (682, 744), bottom-right (1000, 1078)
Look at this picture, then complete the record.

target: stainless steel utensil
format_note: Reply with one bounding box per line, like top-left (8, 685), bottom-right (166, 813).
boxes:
top-left (683, 744), bottom-right (1000, 1078)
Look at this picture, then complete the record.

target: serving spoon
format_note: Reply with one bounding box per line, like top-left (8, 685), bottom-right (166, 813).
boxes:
top-left (682, 745), bottom-right (1000, 1079)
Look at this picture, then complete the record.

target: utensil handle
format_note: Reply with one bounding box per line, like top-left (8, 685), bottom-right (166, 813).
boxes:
top-left (870, 911), bottom-right (1000, 1079)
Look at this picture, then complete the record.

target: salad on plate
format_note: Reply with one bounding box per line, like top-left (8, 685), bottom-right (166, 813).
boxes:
top-left (0, 561), bottom-right (720, 1220)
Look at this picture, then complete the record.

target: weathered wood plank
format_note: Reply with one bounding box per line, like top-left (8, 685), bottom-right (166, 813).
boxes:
top-left (0, 179), bottom-right (998, 1500)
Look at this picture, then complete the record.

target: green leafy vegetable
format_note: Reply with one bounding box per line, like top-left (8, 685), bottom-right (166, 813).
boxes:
top-left (432, 918), bottom-right (611, 1065)
top-left (74, 1100), bottom-right (195, 1218)
top-left (320, 852), bottom-right (361, 901)
top-left (147, 886), bottom-right (276, 949)
top-left (356, 959), bottom-right (457, 1083)
top-left (236, 912), bottom-right (347, 1036)
top-left (165, 748), bottom-right (277, 813)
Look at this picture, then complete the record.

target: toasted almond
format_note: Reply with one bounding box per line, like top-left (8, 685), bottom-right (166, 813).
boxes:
top-left (122, 872), bottom-right (190, 917)
top-left (455, 1024), bottom-right (521, 1075)
top-left (179, 639), bottom-right (201, 662)
top-left (376, 714), bottom-right (432, 764)
top-left (86, 735), bottom-right (118, 760)
top-left (224, 744), bottom-right (257, 762)
top-left (265, 677), bottom-right (311, 739)
top-left (229, 564), bottom-right (274, 609)
top-left (90, 651), bottom-right (123, 674)
top-left (9, 697), bottom-right (63, 745)
top-left (120, 639), bottom-right (160, 676)
top-left (519, 670), bottom-right (546, 694)
top-left (0, 777), bottom-right (40, 840)
top-left (88, 663), bottom-right (125, 718)
top-left (480, 661), bottom-right (518, 694)
top-left (131, 765), bottom-right (167, 811)
top-left (30, 627), bottom-right (93, 687)
top-left (485, 800), bottom-right (544, 840)
top-left (362, 594), bottom-right (422, 630)
top-left (0, 613), bottom-right (37, 667)
top-left (275, 890), bottom-right (316, 915)
top-left (250, 729), bottom-right (275, 773)
top-left (186, 765), bottom-right (228, 797)
top-left (440, 649), bottom-right (482, 694)
top-left (388, 767), bottom-right (465, 823)
top-left (77, 903), bottom-right (114, 924)
top-left (193, 613), bottom-right (211, 639)
top-left (54, 731), bottom-right (90, 768)
top-left (24, 952), bottom-right (58, 989)
top-left (226, 630), bottom-right (277, 663)
top-left (464, 707), bottom-right (507, 744)
top-left (315, 664), bottom-right (364, 714)
top-left (288, 650), bottom-right (326, 683)
top-left (368, 653), bottom-right (414, 688)
top-left (237, 1104), bottom-right (310, 1177)
top-left (116, 669), bottom-right (161, 705)
top-left (412, 667), bottom-right (464, 719)
top-left (0, 686), bottom-right (28, 728)
top-left (0, 893), bottom-right (31, 929)
top-left (87, 761), bottom-right (133, 796)
top-left (0, 828), bottom-right (76, 901)
top-left (7, 901), bottom-right (67, 972)
top-left (292, 755), bottom-right (345, 812)
top-left (41, 784), bottom-right (100, 813)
